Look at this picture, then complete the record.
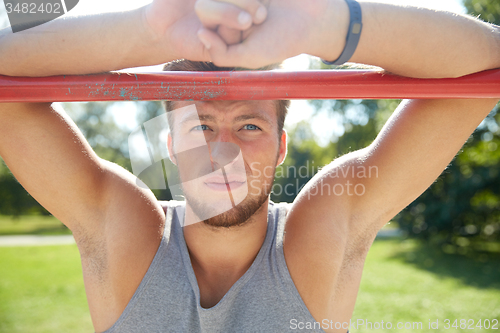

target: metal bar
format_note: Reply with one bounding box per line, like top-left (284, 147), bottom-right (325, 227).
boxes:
top-left (1, 69), bottom-right (500, 102)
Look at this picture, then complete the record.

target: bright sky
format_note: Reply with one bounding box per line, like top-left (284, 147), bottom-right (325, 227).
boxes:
top-left (0, 0), bottom-right (467, 143)
top-left (62, 0), bottom-right (465, 15)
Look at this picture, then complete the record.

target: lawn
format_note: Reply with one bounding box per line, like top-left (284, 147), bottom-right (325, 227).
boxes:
top-left (352, 239), bottom-right (500, 332)
top-left (0, 240), bottom-right (499, 332)
top-left (0, 245), bottom-right (93, 333)
top-left (0, 215), bottom-right (71, 236)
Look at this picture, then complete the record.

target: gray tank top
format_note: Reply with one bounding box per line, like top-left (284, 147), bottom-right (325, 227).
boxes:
top-left (102, 201), bottom-right (325, 333)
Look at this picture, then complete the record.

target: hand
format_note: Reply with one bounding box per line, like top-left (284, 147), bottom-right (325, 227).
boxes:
top-left (144, 0), bottom-right (269, 62)
top-left (195, 0), bottom-right (269, 45)
top-left (196, 0), bottom-right (348, 69)
top-left (143, 0), bottom-right (206, 61)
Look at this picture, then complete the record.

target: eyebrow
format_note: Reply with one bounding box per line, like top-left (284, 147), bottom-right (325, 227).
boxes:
top-left (179, 112), bottom-right (273, 126)
top-left (178, 113), bottom-right (217, 125)
top-left (233, 113), bottom-right (273, 125)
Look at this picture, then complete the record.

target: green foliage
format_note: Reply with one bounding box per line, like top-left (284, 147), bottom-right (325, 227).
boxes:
top-left (271, 121), bottom-right (336, 203)
top-left (393, 1), bottom-right (500, 254)
top-left (63, 102), bottom-right (133, 168)
top-left (0, 158), bottom-right (49, 216)
top-left (271, 98), bottom-right (397, 203)
top-left (0, 100), bottom-right (170, 215)
top-left (397, 107), bottom-right (500, 255)
top-left (464, 0), bottom-right (500, 24)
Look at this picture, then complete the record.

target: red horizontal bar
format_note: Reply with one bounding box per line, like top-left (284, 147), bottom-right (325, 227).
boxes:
top-left (0, 69), bottom-right (499, 102)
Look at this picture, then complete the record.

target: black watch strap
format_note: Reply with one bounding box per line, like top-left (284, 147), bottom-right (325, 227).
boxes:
top-left (322, 0), bottom-right (363, 66)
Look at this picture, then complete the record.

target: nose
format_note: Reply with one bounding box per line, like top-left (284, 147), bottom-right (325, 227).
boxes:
top-left (212, 126), bottom-right (233, 143)
top-left (206, 127), bottom-right (243, 171)
top-left (208, 141), bottom-right (241, 170)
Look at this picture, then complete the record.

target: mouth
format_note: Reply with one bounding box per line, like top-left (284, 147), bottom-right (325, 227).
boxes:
top-left (204, 180), bottom-right (246, 191)
top-left (202, 173), bottom-right (246, 190)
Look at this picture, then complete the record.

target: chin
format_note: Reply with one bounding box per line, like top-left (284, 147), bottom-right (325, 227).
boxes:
top-left (188, 193), bottom-right (269, 228)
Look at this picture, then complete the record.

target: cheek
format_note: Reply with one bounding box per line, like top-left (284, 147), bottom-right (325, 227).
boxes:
top-left (241, 133), bottom-right (280, 157)
top-left (245, 149), bottom-right (279, 184)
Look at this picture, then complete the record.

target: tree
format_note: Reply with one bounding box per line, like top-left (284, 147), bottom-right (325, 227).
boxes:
top-left (393, 0), bottom-right (500, 255)
top-left (0, 157), bottom-right (49, 216)
top-left (464, 0), bottom-right (500, 23)
top-left (0, 100), bottom-right (170, 215)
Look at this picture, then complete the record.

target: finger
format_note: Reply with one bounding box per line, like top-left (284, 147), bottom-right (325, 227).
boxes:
top-left (217, 25), bottom-right (243, 45)
top-left (195, 0), bottom-right (267, 31)
top-left (198, 28), bottom-right (228, 54)
top-left (197, 28), bottom-right (264, 68)
top-left (216, 0), bottom-right (268, 24)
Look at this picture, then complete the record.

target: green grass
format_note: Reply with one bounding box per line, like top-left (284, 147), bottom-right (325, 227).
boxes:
top-left (353, 239), bottom-right (500, 332)
top-left (0, 240), bottom-right (499, 332)
top-left (0, 215), bottom-right (71, 236)
top-left (0, 245), bottom-right (93, 333)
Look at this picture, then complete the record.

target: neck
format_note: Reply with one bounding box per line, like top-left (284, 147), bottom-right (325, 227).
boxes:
top-left (183, 199), bottom-right (270, 291)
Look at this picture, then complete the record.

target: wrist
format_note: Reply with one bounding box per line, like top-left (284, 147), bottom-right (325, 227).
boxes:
top-left (140, 5), bottom-right (177, 63)
top-left (322, 0), bottom-right (363, 65)
top-left (143, 3), bottom-right (166, 40)
top-left (312, 0), bottom-right (350, 62)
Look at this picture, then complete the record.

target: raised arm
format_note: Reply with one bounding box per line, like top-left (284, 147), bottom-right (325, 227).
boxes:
top-left (198, 0), bottom-right (500, 78)
top-left (0, 0), bottom-right (267, 76)
top-left (346, 2), bottom-right (500, 78)
top-left (0, 1), bottom-right (200, 75)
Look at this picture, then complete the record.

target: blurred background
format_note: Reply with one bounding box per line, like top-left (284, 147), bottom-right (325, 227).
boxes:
top-left (0, 0), bottom-right (499, 332)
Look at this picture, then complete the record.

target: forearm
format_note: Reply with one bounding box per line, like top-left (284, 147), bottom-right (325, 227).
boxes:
top-left (0, 7), bottom-right (170, 76)
top-left (320, 1), bottom-right (500, 78)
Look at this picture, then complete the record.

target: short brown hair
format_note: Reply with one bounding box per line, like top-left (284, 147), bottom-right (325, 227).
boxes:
top-left (161, 60), bottom-right (289, 140)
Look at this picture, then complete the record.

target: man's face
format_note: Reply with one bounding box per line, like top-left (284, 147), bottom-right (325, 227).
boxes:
top-left (168, 100), bottom-right (286, 227)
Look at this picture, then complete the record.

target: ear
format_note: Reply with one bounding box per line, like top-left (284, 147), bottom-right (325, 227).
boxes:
top-left (276, 129), bottom-right (287, 166)
top-left (167, 132), bottom-right (177, 166)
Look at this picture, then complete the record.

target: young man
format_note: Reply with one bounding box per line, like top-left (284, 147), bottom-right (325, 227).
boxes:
top-left (0, 0), bottom-right (498, 332)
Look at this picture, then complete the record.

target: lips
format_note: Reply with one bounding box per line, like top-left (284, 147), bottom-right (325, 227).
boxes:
top-left (203, 174), bottom-right (247, 192)
top-left (205, 182), bottom-right (245, 192)
top-left (203, 175), bottom-right (247, 184)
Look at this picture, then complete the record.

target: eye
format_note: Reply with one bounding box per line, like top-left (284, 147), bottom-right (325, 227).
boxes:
top-left (192, 124), bottom-right (210, 131)
top-left (242, 124), bottom-right (261, 131)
